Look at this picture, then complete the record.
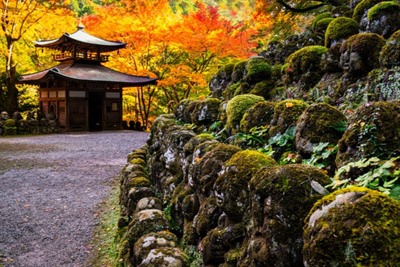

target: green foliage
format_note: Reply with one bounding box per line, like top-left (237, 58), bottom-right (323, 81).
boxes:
top-left (331, 120), bottom-right (348, 133)
top-left (260, 126), bottom-right (296, 158)
top-left (208, 120), bottom-right (229, 142)
top-left (329, 156), bottom-right (400, 202)
top-left (184, 245), bottom-right (203, 267)
top-left (17, 85), bottom-right (39, 112)
top-left (232, 126), bottom-right (269, 148)
top-left (164, 204), bottom-right (181, 232)
top-left (303, 142), bottom-right (338, 169)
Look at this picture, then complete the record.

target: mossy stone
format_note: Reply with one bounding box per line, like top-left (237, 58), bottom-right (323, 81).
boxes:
top-left (133, 230), bottom-right (178, 265)
top-left (367, 1), bottom-right (400, 19)
top-left (243, 164), bottom-right (331, 266)
top-left (138, 247), bottom-right (188, 266)
top-left (325, 17), bottom-right (359, 47)
top-left (191, 98), bottom-right (221, 126)
top-left (243, 57), bottom-right (272, 83)
top-left (174, 99), bottom-right (192, 122)
top-left (231, 61), bottom-right (247, 83)
top-left (314, 17), bottom-right (334, 34)
top-left (353, 0), bottom-right (384, 21)
top-left (339, 32), bottom-right (385, 75)
top-left (295, 103), bottom-right (347, 156)
top-left (214, 150), bottom-right (276, 221)
top-left (239, 101), bottom-right (275, 133)
top-left (269, 99), bottom-right (309, 136)
top-left (225, 94), bottom-right (264, 134)
top-left (249, 80), bottom-right (276, 99)
top-left (311, 12), bottom-right (333, 31)
top-left (380, 29), bottom-right (400, 67)
top-left (336, 101), bottom-right (400, 167)
top-left (303, 187), bottom-right (400, 267)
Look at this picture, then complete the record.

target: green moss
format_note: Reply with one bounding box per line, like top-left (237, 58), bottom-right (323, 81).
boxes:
top-left (127, 177), bottom-right (151, 188)
top-left (129, 158), bottom-right (146, 166)
top-left (239, 101), bottom-right (275, 133)
top-left (353, 0), bottom-right (384, 21)
top-left (196, 133), bottom-right (214, 141)
top-left (4, 119), bottom-right (16, 127)
top-left (231, 60), bottom-right (247, 82)
top-left (214, 150), bottom-right (276, 221)
top-left (269, 99), bottom-right (309, 136)
top-left (243, 57), bottom-right (272, 83)
top-left (340, 32), bottom-right (386, 73)
top-left (314, 17), bottom-right (334, 33)
top-left (336, 101), bottom-right (400, 167)
top-left (380, 29), bottom-right (400, 67)
top-left (368, 1), bottom-right (400, 19)
top-left (191, 98), bottom-right (221, 126)
top-left (304, 187), bottom-right (400, 266)
top-left (311, 12), bottom-right (333, 30)
top-left (324, 17), bottom-right (358, 47)
top-left (225, 94), bottom-right (265, 134)
top-left (248, 164), bottom-right (331, 266)
top-left (225, 150), bottom-right (277, 177)
top-left (249, 80), bottom-right (275, 99)
top-left (286, 46), bottom-right (328, 77)
top-left (223, 82), bottom-right (240, 100)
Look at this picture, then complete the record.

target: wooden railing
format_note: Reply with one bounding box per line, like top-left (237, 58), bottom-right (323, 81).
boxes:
top-left (53, 52), bottom-right (109, 62)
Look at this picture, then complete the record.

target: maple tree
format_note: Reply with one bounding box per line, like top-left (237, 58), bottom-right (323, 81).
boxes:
top-left (82, 0), bottom-right (258, 128)
top-left (0, 0), bottom-right (74, 113)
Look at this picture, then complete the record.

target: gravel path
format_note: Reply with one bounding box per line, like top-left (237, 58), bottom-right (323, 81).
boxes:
top-left (0, 131), bottom-right (149, 267)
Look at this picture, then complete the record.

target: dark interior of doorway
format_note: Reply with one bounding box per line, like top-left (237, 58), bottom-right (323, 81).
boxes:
top-left (88, 92), bottom-right (103, 131)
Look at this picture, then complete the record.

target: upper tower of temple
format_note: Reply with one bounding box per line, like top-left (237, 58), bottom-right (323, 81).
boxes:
top-left (35, 25), bottom-right (126, 63)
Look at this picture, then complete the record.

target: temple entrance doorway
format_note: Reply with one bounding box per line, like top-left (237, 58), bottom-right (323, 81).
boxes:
top-left (88, 92), bottom-right (103, 131)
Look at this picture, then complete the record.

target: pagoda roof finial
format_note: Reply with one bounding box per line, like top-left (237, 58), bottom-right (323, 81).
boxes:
top-left (77, 19), bottom-right (84, 30)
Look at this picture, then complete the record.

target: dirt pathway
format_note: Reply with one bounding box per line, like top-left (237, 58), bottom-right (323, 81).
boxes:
top-left (0, 131), bottom-right (149, 267)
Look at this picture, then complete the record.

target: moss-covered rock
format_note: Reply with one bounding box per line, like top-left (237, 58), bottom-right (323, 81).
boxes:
top-left (193, 196), bottom-right (223, 239)
top-left (200, 224), bottom-right (245, 266)
top-left (182, 100), bottom-right (200, 124)
top-left (190, 98), bottom-right (221, 127)
top-left (366, 67), bottom-right (400, 101)
top-left (209, 63), bottom-right (235, 99)
top-left (231, 60), bottom-right (247, 83)
top-left (239, 101), bottom-right (275, 133)
top-left (238, 165), bottom-right (331, 267)
top-left (138, 247), bottom-right (188, 267)
top-left (353, 0), bottom-right (385, 22)
top-left (133, 231), bottom-right (178, 265)
top-left (336, 101), bottom-right (400, 167)
top-left (324, 17), bottom-right (359, 47)
top-left (295, 103), bottom-right (347, 156)
top-left (339, 32), bottom-right (385, 77)
top-left (225, 94), bottom-right (264, 134)
top-left (366, 1), bottom-right (400, 38)
top-left (243, 56), bottom-right (272, 83)
top-left (311, 12), bottom-right (333, 31)
top-left (214, 150), bottom-right (277, 222)
top-left (174, 99), bottom-right (192, 122)
top-left (284, 46), bottom-right (328, 97)
top-left (269, 99), bottom-right (309, 136)
top-left (249, 80), bottom-right (276, 99)
top-left (380, 30), bottom-right (400, 68)
top-left (303, 187), bottom-right (400, 267)
top-left (190, 143), bottom-right (241, 201)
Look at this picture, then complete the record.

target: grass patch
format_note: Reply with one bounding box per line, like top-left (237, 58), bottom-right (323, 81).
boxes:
top-left (85, 181), bottom-right (121, 267)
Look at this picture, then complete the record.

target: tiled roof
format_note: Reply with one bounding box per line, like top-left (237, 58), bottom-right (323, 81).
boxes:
top-left (20, 62), bottom-right (157, 87)
top-left (35, 26), bottom-right (126, 52)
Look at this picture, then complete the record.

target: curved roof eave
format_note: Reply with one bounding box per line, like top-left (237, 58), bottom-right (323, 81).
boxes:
top-left (35, 28), bottom-right (126, 50)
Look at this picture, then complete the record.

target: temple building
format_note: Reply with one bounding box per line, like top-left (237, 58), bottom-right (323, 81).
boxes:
top-left (20, 25), bottom-right (157, 131)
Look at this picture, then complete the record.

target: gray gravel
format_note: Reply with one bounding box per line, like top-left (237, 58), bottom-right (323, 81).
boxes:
top-left (0, 131), bottom-right (149, 267)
